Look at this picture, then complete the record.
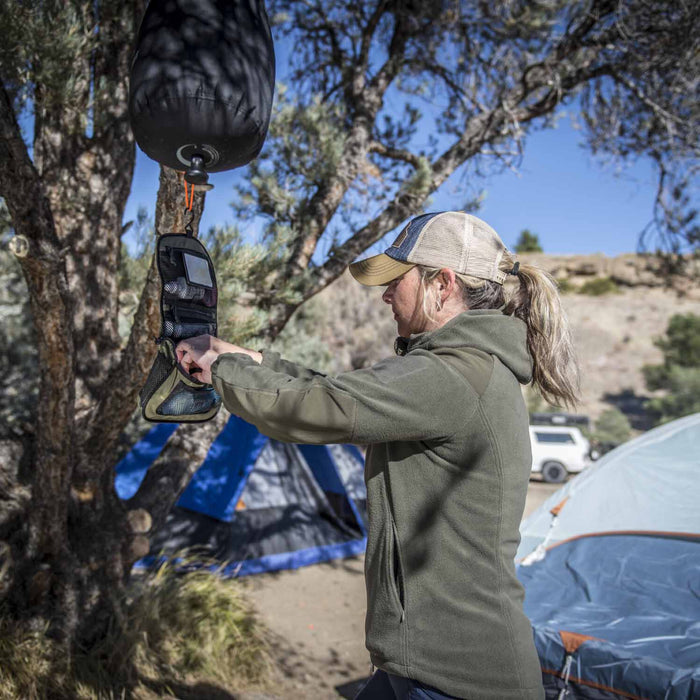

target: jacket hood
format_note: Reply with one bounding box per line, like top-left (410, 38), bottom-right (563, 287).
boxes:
top-left (395, 309), bottom-right (533, 384)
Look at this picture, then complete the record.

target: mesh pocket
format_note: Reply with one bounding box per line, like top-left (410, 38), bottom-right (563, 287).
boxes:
top-left (139, 351), bottom-right (173, 407)
top-left (157, 382), bottom-right (221, 417)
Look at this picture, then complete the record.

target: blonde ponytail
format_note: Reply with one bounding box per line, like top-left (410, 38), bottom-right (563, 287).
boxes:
top-left (503, 263), bottom-right (580, 409)
top-left (416, 260), bottom-right (580, 408)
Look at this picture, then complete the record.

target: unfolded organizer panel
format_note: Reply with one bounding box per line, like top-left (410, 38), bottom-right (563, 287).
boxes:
top-left (140, 233), bottom-right (222, 422)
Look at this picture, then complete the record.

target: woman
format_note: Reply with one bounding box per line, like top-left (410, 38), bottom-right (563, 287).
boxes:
top-left (176, 211), bottom-right (578, 700)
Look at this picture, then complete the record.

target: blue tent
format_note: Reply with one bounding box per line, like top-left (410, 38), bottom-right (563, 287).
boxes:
top-left (115, 417), bottom-right (367, 576)
top-left (517, 412), bottom-right (700, 699)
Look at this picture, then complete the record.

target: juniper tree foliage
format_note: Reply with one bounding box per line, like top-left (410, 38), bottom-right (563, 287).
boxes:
top-left (643, 313), bottom-right (700, 424)
top-left (591, 407), bottom-right (632, 447)
top-left (232, 0), bottom-right (699, 341)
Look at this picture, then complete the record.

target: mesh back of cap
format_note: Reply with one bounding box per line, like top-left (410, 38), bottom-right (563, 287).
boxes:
top-left (407, 212), bottom-right (506, 282)
top-left (467, 216), bottom-right (506, 281)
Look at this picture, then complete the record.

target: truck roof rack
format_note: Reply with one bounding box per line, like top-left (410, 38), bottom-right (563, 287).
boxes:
top-left (529, 412), bottom-right (590, 428)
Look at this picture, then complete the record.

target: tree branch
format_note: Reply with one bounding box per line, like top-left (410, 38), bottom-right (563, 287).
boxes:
top-left (126, 409), bottom-right (230, 537)
top-left (368, 140), bottom-right (424, 168)
top-left (78, 257), bottom-right (161, 478)
top-left (366, 8), bottom-right (410, 102)
top-left (279, 6), bottom-right (414, 283)
top-left (355, 0), bottom-right (390, 95)
top-left (610, 70), bottom-right (686, 129)
top-left (418, 59), bottom-right (471, 111)
top-left (266, 0), bottom-right (686, 335)
top-left (309, 7), bottom-right (347, 78)
top-left (303, 61), bottom-right (618, 298)
top-left (0, 88), bottom-right (55, 245)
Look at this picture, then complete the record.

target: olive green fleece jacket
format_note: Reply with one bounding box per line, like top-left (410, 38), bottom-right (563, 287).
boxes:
top-left (211, 309), bottom-right (544, 700)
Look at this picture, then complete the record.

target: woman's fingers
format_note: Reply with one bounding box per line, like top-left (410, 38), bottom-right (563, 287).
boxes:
top-left (181, 354), bottom-right (194, 373)
top-left (175, 341), bottom-right (189, 364)
top-left (176, 335), bottom-right (210, 362)
top-left (175, 336), bottom-right (216, 383)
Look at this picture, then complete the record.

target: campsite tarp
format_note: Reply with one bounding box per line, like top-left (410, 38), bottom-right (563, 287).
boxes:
top-left (115, 417), bottom-right (367, 575)
top-left (517, 412), bottom-right (700, 699)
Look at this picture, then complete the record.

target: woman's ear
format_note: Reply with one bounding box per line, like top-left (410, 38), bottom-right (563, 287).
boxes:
top-left (438, 268), bottom-right (457, 298)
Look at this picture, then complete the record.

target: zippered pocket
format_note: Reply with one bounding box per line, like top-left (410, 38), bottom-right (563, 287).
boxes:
top-left (168, 303), bottom-right (216, 325)
top-left (389, 516), bottom-right (406, 614)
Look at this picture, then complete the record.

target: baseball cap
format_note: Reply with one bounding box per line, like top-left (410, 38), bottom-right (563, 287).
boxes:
top-left (349, 211), bottom-right (510, 286)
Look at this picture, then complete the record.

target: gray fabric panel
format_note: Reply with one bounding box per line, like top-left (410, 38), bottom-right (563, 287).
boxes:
top-left (239, 441), bottom-right (336, 519)
top-left (328, 444), bottom-right (367, 502)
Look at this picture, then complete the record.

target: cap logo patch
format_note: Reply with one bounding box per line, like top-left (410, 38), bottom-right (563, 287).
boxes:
top-left (391, 229), bottom-right (408, 248)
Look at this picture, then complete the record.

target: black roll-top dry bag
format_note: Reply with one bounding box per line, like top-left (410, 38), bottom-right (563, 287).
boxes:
top-left (129, 0), bottom-right (275, 180)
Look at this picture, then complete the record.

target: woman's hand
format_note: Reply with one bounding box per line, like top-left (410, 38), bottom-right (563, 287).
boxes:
top-left (175, 335), bottom-right (262, 384)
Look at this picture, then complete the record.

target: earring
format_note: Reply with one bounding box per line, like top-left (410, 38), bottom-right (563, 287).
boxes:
top-left (436, 297), bottom-right (443, 312)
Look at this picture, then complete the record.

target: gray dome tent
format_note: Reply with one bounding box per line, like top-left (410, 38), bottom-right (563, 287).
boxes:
top-left (517, 412), bottom-right (700, 699)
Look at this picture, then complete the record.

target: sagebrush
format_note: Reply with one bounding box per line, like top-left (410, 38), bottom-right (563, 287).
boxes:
top-left (0, 557), bottom-right (271, 700)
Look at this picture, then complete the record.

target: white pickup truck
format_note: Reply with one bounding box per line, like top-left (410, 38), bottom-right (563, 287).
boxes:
top-left (529, 425), bottom-right (593, 483)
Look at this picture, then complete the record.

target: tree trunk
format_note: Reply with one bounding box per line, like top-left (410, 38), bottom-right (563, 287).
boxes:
top-left (0, 172), bottom-right (207, 663)
top-left (0, 0), bottom-right (182, 654)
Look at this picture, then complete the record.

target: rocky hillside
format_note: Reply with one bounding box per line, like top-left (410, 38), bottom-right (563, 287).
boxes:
top-left (302, 253), bottom-right (700, 430)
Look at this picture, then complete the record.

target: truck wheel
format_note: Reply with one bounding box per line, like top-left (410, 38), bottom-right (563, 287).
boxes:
top-left (542, 461), bottom-right (567, 483)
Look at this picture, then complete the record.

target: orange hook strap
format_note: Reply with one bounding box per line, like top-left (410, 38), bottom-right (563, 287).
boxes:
top-left (183, 180), bottom-right (195, 211)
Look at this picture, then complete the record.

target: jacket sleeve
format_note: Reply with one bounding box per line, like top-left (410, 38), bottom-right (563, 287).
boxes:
top-left (211, 350), bottom-right (476, 445)
top-left (260, 350), bottom-right (328, 380)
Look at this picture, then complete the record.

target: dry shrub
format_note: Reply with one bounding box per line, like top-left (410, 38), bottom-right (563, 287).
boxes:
top-left (0, 556), bottom-right (272, 699)
top-left (0, 618), bottom-right (61, 699)
top-left (578, 277), bottom-right (620, 296)
top-left (123, 558), bottom-right (272, 689)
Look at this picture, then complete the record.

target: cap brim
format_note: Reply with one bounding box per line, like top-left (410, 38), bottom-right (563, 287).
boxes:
top-left (349, 254), bottom-right (415, 286)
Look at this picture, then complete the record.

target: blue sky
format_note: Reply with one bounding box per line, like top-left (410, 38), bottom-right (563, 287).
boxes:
top-left (125, 114), bottom-right (661, 258)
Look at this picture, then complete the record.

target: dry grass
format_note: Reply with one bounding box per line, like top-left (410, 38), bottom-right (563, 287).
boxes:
top-left (0, 557), bottom-right (273, 699)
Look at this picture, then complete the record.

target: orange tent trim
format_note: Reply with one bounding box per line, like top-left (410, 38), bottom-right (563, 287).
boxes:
top-left (549, 497), bottom-right (569, 517)
top-left (559, 630), bottom-right (602, 654)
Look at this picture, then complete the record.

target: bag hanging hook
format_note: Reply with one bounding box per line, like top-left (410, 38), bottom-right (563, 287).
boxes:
top-left (184, 209), bottom-right (195, 236)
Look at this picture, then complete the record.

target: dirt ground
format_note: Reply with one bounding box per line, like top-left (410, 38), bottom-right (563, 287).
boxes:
top-left (241, 481), bottom-right (560, 699)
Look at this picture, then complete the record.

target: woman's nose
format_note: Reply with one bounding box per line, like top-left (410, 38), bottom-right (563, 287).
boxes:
top-left (382, 287), bottom-right (392, 304)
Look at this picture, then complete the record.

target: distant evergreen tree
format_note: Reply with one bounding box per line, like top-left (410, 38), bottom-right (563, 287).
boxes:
top-left (515, 229), bottom-right (543, 253)
top-left (591, 407), bottom-right (633, 446)
top-left (643, 314), bottom-right (700, 424)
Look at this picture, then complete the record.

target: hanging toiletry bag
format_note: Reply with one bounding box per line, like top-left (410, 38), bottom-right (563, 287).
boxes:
top-left (139, 233), bottom-right (222, 422)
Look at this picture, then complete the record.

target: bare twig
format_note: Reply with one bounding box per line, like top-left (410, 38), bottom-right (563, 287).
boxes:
top-left (368, 141), bottom-right (424, 168)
